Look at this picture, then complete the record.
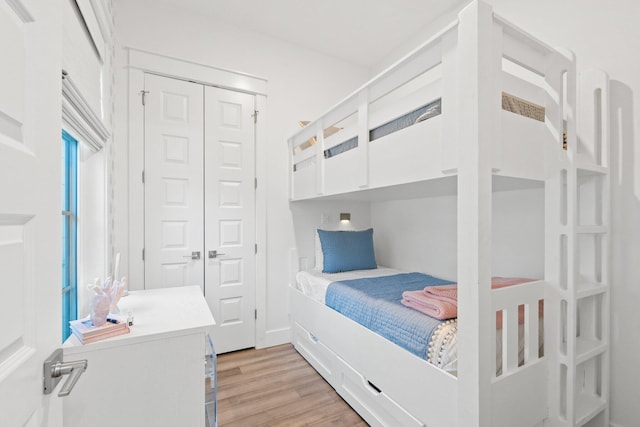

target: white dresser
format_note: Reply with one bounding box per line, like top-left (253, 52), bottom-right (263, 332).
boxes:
top-left (62, 286), bottom-right (216, 427)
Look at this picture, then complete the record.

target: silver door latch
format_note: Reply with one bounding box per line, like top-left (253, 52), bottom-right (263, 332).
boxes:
top-left (43, 348), bottom-right (88, 397)
top-left (208, 250), bottom-right (226, 259)
top-left (183, 251), bottom-right (201, 260)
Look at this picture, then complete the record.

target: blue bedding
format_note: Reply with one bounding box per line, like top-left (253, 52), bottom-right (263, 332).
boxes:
top-left (325, 272), bottom-right (454, 359)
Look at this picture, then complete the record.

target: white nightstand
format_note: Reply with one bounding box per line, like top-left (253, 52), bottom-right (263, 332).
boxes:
top-left (62, 286), bottom-right (216, 427)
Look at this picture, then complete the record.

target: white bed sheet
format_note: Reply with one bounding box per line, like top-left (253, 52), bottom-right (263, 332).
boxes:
top-left (295, 267), bottom-right (401, 304)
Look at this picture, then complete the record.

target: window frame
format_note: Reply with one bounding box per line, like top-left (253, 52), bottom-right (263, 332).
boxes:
top-left (62, 130), bottom-right (78, 341)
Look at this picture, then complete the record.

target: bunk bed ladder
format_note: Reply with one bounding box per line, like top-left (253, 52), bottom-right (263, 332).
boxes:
top-left (553, 69), bottom-right (610, 427)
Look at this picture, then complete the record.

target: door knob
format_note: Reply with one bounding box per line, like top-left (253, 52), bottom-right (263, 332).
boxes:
top-left (183, 251), bottom-right (201, 260)
top-left (43, 348), bottom-right (88, 397)
top-left (208, 250), bottom-right (226, 259)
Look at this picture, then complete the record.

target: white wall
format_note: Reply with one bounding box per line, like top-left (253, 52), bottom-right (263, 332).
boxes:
top-left (290, 200), bottom-right (373, 271)
top-left (372, 195), bottom-right (457, 280)
top-left (376, 1), bottom-right (640, 425)
top-left (111, 0), bottom-right (370, 346)
top-left (371, 188), bottom-right (545, 281)
top-left (77, 147), bottom-right (107, 317)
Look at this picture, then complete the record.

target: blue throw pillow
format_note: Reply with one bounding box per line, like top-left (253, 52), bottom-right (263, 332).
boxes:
top-left (317, 228), bottom-right (377, 273)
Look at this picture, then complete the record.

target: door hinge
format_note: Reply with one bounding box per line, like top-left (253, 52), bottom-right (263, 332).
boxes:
top-left (254, 309), bottom-right (257, 320)
top-left (142, 170), bottom-right (145, 183)
top-left (252, 109), bottom-right (259, 124)
top-left (255, 243), bottom-right (257, 254)
top-left (254, 177), bottom-right (257, 189)
top-left (141, 90), bottom-right (149, 106)
top-left (142, 248), bottom-right (145, 261)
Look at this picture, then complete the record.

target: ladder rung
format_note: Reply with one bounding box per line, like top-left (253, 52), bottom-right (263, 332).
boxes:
top-left (576, 225), bottom-right (607, 234)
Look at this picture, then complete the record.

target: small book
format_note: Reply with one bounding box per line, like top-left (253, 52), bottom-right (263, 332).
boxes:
top-left (71, 324), bottom-right (130, 344)
top-left (69, 317), bottom-right (128, 339)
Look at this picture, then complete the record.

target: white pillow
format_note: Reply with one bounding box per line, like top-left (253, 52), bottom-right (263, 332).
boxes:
top-left (314, 231), bottom-right (323, 270)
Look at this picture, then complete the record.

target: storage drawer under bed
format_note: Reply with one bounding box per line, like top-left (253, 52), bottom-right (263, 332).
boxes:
top-left (292, 321), bottom-right (424, 427)
top-left (292, 321), bottom-right (336, 382)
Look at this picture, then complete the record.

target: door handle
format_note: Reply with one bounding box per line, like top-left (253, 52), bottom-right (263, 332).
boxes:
top-left (208, 250), bottom-right (226, 259)
top-left (43, 348), bottom-right (88, 397)
top-left (183, 251), bottom-right (201, 260)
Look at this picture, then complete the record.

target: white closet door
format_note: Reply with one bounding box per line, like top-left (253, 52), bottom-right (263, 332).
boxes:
top-left (0, 1), bottom-right (62, 425)
top-left (144, 74), bottom-right (204, 290)
top-left (204, 87), bottom-right (256, 353)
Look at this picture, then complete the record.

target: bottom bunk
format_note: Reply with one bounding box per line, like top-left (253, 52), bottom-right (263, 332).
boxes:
top-left (289, 268), bottom-right (548, 427)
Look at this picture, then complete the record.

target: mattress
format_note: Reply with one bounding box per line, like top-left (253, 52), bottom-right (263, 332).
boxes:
top-left (295, 267), bottom-right (460, 372)
top-left (295, 267), bottom-right (401, 304)
top-left (295, 268), bottom-right (541, 375)
top-left (369, 98), bottom-right (442, 142)
top-left (320, 98), bottom-right (442, 161)
top-left (325, 272), bottom-right (453, 360)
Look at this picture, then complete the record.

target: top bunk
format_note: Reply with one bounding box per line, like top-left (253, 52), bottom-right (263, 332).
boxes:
top-left (287, 0), bottom-right (576, 202)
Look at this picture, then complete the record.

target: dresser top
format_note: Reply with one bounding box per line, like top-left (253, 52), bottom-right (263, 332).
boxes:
top-left (63, 286), bottom-right (215, 354)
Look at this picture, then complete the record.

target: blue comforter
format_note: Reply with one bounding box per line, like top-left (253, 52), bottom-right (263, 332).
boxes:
top-left (325, 272), bottom-right (453, 359)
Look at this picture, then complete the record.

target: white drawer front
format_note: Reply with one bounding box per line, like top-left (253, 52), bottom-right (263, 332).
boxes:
top-left (292, 321), bottom-right (336, 384)
top-left (335, 356), bottom-right (425, 427)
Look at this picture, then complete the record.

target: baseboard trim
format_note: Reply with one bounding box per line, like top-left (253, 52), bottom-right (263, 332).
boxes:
top-left (260, 326), bottom-right (291, 349)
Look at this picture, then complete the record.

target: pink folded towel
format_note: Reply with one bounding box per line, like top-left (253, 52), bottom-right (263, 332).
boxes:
top-left (422, 284), bottom-right (457, 306)
top-left (401, 277), bottom-right (540, 327)
top-left (402, 290), bottom-right (457, 320)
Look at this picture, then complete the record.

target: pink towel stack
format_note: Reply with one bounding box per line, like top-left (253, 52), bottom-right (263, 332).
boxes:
top-left (401, 277), bottom-right (538, 326)
top-left (401, 286), bottom-right (458, 320)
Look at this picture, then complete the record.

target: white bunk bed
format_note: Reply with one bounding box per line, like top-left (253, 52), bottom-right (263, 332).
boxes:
top-left (287, 2), bottom-right (610, 426)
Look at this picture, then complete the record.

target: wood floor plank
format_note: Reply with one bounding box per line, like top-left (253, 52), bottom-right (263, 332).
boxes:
top-left (215, 344), bottom-right (366, 426)
top-left (217, 364), bottom-right (316, 401)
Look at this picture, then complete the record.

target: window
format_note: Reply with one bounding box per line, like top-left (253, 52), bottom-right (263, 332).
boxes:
top-left (62, 130), bottom-right (78, 341)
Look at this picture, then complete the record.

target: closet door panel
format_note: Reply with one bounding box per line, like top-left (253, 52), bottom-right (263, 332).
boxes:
top-left (204, 87), bottom-right (256, 353)
top-left (144, 74), bottom-right (204, 290)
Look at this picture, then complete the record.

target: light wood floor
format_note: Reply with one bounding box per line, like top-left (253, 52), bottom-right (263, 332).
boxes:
top-left (212, 344), bottom-right (367, 426)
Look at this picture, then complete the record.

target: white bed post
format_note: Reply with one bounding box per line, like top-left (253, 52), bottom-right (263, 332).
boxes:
top-left (543, 48), bottom-right (576, 427)
top-left (288, 138), bottom-right (294, 200)
top-left (315, 121), bottom-right (325, 196)
top-left (456, 1), bottom-right (500, 426)
top-left (356, 89), bottom-right (370, 189)
top-left (440, 29), bottom-right (459, 173)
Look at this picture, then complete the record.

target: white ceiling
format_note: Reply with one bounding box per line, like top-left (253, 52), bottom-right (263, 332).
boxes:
top-left (153, 0), bottom-right (470, 67)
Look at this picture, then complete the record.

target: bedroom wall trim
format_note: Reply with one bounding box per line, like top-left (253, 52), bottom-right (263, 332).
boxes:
top-left (73, 0), bottom-right (111, 62)
top-left (87, 0), bottom-right (113, 45)
top-left (126, 48), bottom-right (268, 96)
top-left (254, 93), bottom-right (269, 348)
top-left (264, 327), bottom-right (292, 348)
top-left (5, 0), bottom-right (33, 23)
top-left (62, 70), bottom-right (110, 151)
top-left (126, 48), bottom-right (269, 347)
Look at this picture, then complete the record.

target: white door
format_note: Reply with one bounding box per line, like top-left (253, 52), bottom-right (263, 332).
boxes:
top-left (0, 1), bottom-right (63, 426)
top-left (144, 74), bottom-right (205, 290)
top-left (143, 76), bottom-right (257, 353)
top-left (204, 87), bottom-right (256, 353)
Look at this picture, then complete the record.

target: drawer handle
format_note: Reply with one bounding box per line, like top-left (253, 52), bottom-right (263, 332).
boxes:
top-left (367, 380), bottom-right (382, 394)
